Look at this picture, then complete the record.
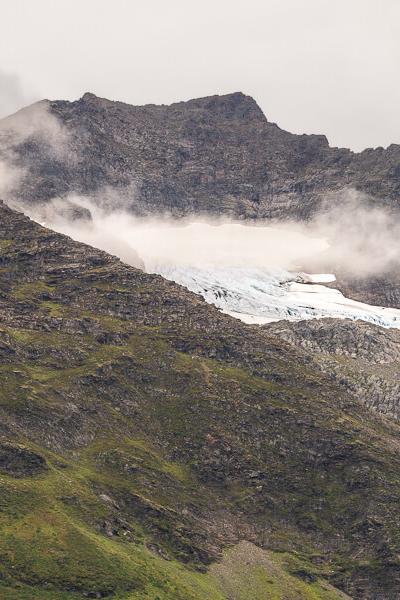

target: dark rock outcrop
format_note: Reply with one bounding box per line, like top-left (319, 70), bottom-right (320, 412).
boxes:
top-left (0, 443), bottom-right (47, 477)
top-left (332, 269), bottom-right (400, 309)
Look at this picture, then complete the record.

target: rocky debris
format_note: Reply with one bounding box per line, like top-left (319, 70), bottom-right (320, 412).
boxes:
top-left (267, 318), bottom-right (400, 421)
top-left (146, 542), bottom-right (172, 561)
top-left (267, 318), bottom-right (400, 363)
top-left (332, 269), bottom-right (400, 309)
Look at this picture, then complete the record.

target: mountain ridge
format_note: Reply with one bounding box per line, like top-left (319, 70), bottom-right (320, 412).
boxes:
top-left (2, 90), bottom-right (400, 221)
top-left (51, 90), bottom-right (399, 152)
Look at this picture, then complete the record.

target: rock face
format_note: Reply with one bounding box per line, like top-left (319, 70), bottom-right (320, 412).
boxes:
top-left (2, 200), bottom-right (400, 598)
top-left (268, 318), bottom-right (400, 421)
top-left (2, 91), bottom-right (400, 219)
top-left (331, 270), bottom-right (400, 310)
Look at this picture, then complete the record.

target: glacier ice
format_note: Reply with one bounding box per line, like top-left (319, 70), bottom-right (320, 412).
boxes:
top-left (37, 211), bottom-right (400, 330)
top-left (153, 265), bottom-right (400, 328)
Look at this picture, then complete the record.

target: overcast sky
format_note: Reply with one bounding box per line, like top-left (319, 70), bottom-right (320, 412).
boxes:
top-left (0, 0), bottom-right (399, 151)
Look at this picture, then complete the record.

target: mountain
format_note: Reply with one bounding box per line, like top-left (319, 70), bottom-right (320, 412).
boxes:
top-left (2, 199), bottom-right (400, 598)
top-left (1, 91), bottom-right (400, 220)
top-left (2, 91), bottom-right (400, 311)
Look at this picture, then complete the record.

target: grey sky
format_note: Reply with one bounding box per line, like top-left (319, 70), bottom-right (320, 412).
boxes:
top-left (0, 0), bottom-right (399, 151)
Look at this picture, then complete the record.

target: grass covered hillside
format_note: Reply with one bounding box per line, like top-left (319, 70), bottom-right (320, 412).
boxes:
top-left (1, 200), bottom-right (400, 598)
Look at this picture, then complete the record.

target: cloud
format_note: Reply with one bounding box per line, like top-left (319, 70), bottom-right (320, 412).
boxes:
top-left (13, 187), bottom-right (400, 280)
top-left (0, 99), bottom-right (71, 157)
top-left (304, 189), bottom-right (400, 276)
top-left (0, 96), bottom-right (74, 201)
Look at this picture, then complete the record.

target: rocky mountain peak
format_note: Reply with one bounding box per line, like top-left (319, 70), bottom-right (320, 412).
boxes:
top-left (80, 91), bottom-right (102, 105)
top-left (172, 91), bottom-right (267, 121)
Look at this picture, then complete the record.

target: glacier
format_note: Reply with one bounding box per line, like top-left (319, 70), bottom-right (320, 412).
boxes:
top-left (36, 212), bottom-right (400, 330)
top-left (152, 265), bottom-right (400, 328)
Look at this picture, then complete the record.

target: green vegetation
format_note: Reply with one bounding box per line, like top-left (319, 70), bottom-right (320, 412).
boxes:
top-left (0, 447), bottom-right (348, 599)
top-left (12, 281), bottom-right (53, 301)
top-left (1, 204), bottom-right (400, 598)
top-left (0, 318), bottom-right (395, 598)
top-left (210, 543), bottom-right (350, 599)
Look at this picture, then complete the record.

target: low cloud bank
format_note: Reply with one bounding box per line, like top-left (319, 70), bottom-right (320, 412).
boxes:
top-left (305, 189), bottom-right (400, 276)
top-left (9, 188), bottom-right (400, 279)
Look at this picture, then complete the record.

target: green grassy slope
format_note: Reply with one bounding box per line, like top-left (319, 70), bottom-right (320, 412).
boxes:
top-left (0, 438), bottom-right (351, 600)
top-left (1, 202), bottom-right (400, 598)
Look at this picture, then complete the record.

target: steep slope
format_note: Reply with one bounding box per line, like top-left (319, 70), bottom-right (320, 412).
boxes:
top-left (2, 200), bottom-right (400, 598)
top-left (1, 92), bottom-right (400, 220)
